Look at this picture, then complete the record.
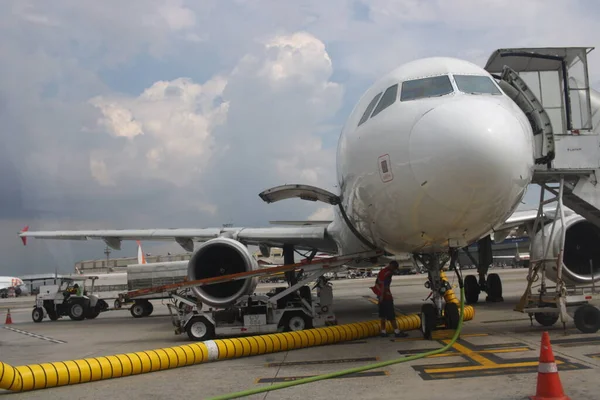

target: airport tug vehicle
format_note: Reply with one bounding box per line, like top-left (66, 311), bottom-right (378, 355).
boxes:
top-left (32, 276), bottom-right (109, 322)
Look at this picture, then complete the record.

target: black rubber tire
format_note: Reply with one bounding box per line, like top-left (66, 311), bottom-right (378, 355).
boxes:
top-left (444, 302), bottom-right (460, 329)
top-left (86, 309), bottom-right (101, 319)
top-left (464, 275), bottom-right (480, 304)
top-left (68, 302), bottom-right (86, 321)
top-left (281, 312), bottom-right (313, 332)
top-left (574, 304), bottom-right (600, 334)
top-left (44, 304), bottom-right (59, 321)
top-left (142, 301), bottom-right (154, 317)
top-left (186, 316), bottom-right (215, 341)
top-left (420, 303), bottom-right (437, 340)
top-left (487, 273), bottom-right (502, 299)
top-left (534, 312), bottom-right (559, 327)
top-left (130, 302), bottom-right (146, 318)
top-left (32, 307), bottom-right (44, 323)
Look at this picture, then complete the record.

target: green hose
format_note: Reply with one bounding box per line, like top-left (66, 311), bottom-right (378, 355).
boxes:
top-left (208, 267), bottom-right (466, 400)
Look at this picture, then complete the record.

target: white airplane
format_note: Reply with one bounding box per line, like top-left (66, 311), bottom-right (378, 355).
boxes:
top-left (17, 54), bottom-right (599, 336)
top-left (0, 276), bottom-right (28, 298)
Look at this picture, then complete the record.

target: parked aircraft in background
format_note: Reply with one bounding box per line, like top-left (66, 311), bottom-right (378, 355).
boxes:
top-left (0, 276), bottom-right (28, 298)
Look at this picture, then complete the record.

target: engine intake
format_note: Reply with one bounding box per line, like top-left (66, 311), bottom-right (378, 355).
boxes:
top-left (187, 237), bottom-right (259, 307)
top-left (531, 214), bottom-right (600, 285)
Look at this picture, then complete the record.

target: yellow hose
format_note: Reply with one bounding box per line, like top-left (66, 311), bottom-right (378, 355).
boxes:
top-left (440, 270), bottom-right (459, 304)
top-left (0, 307), bottom-right (474, 393)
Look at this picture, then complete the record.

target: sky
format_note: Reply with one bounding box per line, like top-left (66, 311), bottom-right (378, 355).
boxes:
top-left (1, 0), bottom-right (599, 275)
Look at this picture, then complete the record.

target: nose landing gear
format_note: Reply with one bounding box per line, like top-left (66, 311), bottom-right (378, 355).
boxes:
top-left (417, 249), bottom-right (462, 339)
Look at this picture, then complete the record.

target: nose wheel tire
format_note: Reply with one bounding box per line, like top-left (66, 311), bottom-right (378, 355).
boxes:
top-left (444, 302), bottom-right (460, 330)
top-left (420, 304), bottom-right (437, 340)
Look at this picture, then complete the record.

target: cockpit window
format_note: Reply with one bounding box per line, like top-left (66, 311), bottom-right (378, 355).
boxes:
top-left (358, 92), bottom-right (382, 126)
top-left (400, 75), bottom-right (454, 101)
top-left (453, 75), bottom-right (502, 95)
top-left (371, 84), bottom-right (398, 118)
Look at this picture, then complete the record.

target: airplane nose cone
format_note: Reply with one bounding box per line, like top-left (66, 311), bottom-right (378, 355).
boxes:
top-left (409, 98), bottom-right (534, 220)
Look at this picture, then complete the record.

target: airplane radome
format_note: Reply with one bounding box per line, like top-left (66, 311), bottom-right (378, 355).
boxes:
top-left (336, 57), bottom-right (535, 255)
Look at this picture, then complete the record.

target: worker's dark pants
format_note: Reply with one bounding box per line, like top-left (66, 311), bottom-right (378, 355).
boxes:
top-left (378, 299), bottom-right (395, 321)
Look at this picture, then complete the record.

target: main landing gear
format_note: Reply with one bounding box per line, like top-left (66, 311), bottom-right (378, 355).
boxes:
top-left (462, 235), bottom-right (503, 305)
top-left (417, 250), bottom-right (461, 339)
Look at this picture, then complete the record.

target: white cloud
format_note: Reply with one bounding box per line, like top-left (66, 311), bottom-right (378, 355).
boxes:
top-left (308, 206), bottom-right (335, 221)
top-left (3, 0), bottom-right (600, 275)
top-left (87, 31), bottom-right (341, 201)
top-left (89, 156), bottom-right (115, 187)
top-left (88, 76), bottom-right (229, 187)
top-left (91, 101), bottom-right (144, 139)
top-left (157, 1), bottom-right (196, 31)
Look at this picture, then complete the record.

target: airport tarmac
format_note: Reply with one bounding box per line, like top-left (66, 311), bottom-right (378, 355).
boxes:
top-left (1, 268), bottom-right (599, 399)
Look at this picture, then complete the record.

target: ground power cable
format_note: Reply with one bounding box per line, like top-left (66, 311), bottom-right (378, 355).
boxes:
top-left (208, 265), bottom-right (466, 400)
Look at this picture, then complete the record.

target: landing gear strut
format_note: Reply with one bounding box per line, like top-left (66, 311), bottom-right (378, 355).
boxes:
top-left (462, 235), bottom-right (503, 304)
top-left (418, 249), bottom-right (461, 339)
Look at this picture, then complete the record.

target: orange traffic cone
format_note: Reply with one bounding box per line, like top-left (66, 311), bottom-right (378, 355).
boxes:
top-left (5, 309), bottom-right (12, 324)
top-left (530, 331), bottom-right (570, 400)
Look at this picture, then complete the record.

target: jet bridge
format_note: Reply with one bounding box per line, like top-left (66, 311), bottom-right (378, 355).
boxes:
top-left (485, 47), bottom-right (600, 227)
top-left (486, 47), bottom-right (600, 332)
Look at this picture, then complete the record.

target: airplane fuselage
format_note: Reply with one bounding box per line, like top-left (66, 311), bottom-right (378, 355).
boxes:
top-left (331, 57), bottom-right (535, 255)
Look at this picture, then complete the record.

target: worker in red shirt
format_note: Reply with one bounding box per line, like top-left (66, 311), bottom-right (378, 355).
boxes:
top-left (373, 261), bottom-right (408, 337)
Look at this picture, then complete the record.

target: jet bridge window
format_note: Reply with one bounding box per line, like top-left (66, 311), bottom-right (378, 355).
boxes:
top-left (400, 75), bottom-right (454, 101)
top-left (358, 92), bottom-right (382, 126)
top-left (454, 75), bottom-right (502, 95)
top-left (371, 84), bottom-right (398, 118)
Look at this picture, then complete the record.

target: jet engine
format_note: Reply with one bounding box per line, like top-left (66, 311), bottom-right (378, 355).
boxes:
top-left (187, 237), bottom-right (259, 307)
top-left (531, 213), bottom-right (600, 285)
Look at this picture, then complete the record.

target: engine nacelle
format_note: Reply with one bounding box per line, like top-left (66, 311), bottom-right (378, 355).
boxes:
top-left (187, 237), bottom-right (259, 307)
top-left (531, 213), bottom-right (600, 285)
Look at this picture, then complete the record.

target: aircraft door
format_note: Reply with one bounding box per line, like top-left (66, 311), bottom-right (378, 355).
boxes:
top-left (497, 66), bottom-right (555, 165)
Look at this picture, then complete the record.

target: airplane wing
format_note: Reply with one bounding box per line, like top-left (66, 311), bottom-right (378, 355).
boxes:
top-left (18, 225), bottom-right (339, 254)
top-left (493, 206), bottom-right (572, 233)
